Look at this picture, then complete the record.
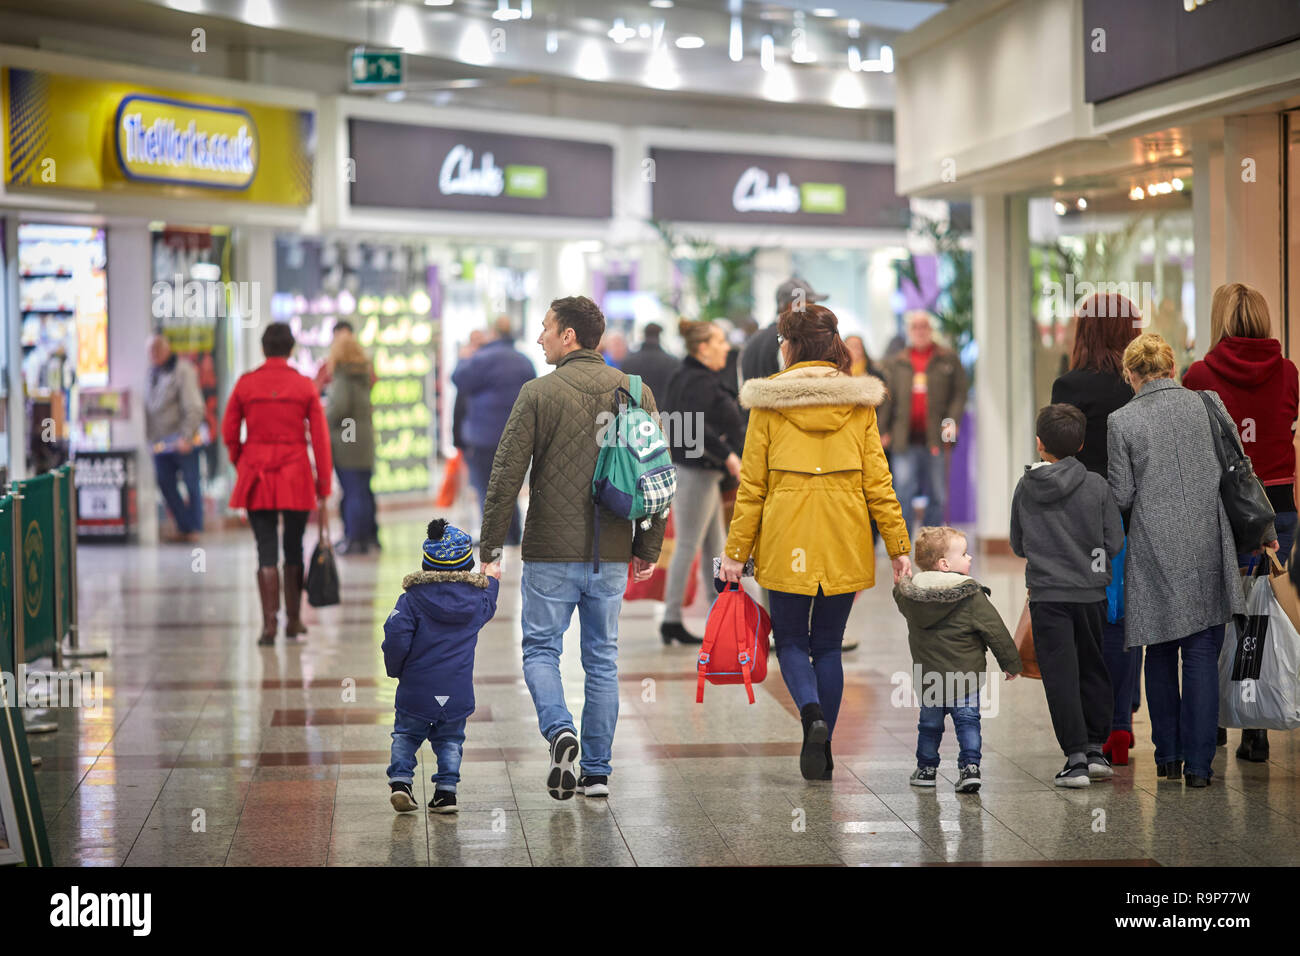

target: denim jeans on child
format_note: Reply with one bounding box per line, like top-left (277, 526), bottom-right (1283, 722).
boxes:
top-left (916, 692), bottom-right (982, 767)
top-left (1144, 624), bottom-right (1224, 779)
top-left (521, 560), bottom-right (628, 778)
top-left (386, 710), bottom-right (468, 792)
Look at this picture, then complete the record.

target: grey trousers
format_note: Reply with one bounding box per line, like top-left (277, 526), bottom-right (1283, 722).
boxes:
top-left (663, 466), bottom-right (726, 624)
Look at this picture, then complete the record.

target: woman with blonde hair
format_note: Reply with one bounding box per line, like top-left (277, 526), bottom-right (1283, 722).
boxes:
top-left (1108, 333), bottom-right (1276, 788)
top-left (1184, 283), bottom-right (1298, 762)
top-left (325, 324), bottom-right (377, 554)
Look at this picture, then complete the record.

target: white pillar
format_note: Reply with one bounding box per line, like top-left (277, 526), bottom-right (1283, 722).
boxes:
top-left (1191, 137), bottom-right (1223, 356)
top-left (1222, 115), bottom-right (1284, 337)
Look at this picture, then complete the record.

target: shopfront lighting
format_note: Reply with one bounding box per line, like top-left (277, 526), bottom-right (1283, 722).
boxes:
top-left (608, 18), bottom-right (636, 43)
top-left (391, 4), bottom-right (424, 51)
top-left (337, 290), bottom-right (357, 315)
top-left (1172, 177), bottom-right (1185, 191)
top-left (1053, 201), bottom-right (1067, 216)
top-left (1172, 144), bottom-right (1184, 157)
top-left (646, 46), bottom-right (681, 88)
top-left (1129, 186), bottom-right (1144, 200)
top-left (880, 44), bottom-right (894, 73)
top-left (729, 16), bottom-right (743, 61)
top-left (1076, 197), bottom-right (1087, 210)
top-left (791, 31), bottom-right (816, 63)
top-left (1156, 181), bottom-right (1173, 194)
top-left (243, 0), bottom-right (275, 27)
top-left (521, 0), bottom-right (532, 19)
top-left (760, 34), bottom-right (775, 71)
top-left (675, 35), bottom-right (705, 49)
top-left (546, 29), bottom-right (558, 53)
top-left (830, 71), bottom-right (866, 109)
top-left (458, 22), bottom-right (494, 64)
top-left (847, 18), bottom-right (860, 39)
top-left (762, 64), bottom-right (796, 101)
top-left (492, 1), bottom-right (522, 21)
top-left (575, 39), bottom-right (609, 80)
top-left (639, 23), bottom-right (652, 38)
top-left (409, 289), bottom-right (432, 316)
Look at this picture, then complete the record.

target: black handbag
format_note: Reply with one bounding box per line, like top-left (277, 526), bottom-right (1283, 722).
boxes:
top-left (1198, 390), bottom-right (1276, 551)
top-left (306, 505), bottom-right (341, 608)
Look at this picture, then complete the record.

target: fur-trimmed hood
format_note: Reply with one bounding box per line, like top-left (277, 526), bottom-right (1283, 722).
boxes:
top-left (740, 362), bottom-right (886, 411)
top-left (893, 571), bottom-right (986, 628)
top-left (402, 570), bottom-right (490, 590)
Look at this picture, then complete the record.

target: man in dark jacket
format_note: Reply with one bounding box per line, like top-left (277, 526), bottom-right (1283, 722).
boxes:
top-left (878, 311), bottom-right (968, 536)
top-left (740, 277), bottom-right (828, 383)
top-left (452, 317), bottom-right (536, 545)
top-left (480, 296), bottom-right (665, 802)
top-left (620, 323), bottom-right (680, 402)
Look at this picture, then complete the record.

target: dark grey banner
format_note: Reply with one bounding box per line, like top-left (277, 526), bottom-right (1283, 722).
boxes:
top-left (348, 118), bottom-right (613, 218)
top-left (1084, 0), bottom-right (1300, 103)
top-left (649, 147), bottom-right (908, 229)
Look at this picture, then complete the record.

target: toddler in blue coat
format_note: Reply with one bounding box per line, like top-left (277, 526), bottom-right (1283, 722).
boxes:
top-left (384, 518), bottom-right (499, 813)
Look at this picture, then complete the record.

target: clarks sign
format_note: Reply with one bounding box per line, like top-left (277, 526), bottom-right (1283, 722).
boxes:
top-left (650, 148), bottom-right (905, 229)
top-left (349, 119), bottom-right (610, 217)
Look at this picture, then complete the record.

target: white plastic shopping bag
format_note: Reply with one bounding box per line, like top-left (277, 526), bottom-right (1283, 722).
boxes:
top-left (1219, 575), bottom-right (1300, 730)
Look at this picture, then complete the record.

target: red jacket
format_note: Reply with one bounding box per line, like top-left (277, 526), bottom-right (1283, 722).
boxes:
top-left (222, 357), bottom-right (332, 511)
top-left (1183, 336), bottom-right (1298, 486)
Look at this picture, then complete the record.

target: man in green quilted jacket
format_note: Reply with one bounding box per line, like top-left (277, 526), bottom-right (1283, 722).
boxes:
top-left (480, 296), bottom-right (667, 801)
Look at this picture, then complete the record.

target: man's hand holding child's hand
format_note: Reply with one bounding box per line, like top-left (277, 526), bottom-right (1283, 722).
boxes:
top-left (1004, 672), bottom-right (1017, 681)
top-left (483, 562), bottom-right (502, 579)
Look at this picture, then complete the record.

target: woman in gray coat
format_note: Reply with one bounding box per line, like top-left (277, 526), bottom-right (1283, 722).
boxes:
top-left (1107, 333), bottom-right (1275, 788)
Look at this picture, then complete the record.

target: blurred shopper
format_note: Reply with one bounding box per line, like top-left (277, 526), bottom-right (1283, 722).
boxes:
top-left (620, 322), bottom-right (680, 404)
top-left (451, 329), bottom-right (489, 454)
top-left (479, 297), bottom-right (665, 800)
top-left (720, 304), bottom-right (912, 781)
top-left (452, 316), bottom-right (536, 545)
top-left (740, 277), bottom-right (828, 383)
top-left (1184, 283), bottom-right (1298, 764)
top-left (146, 334), bottom-right (206, 543)
top-left (325, 328), bottom-right (377, 555)
top-left (222, 323), bottom-right (332, 645)
top-left (601, 329), bottom-right (629, 368)
top-left (660, 319), bottom-right (744, 646)
top-left (879, 311), bottom-right (968, 537)
top-left (844, 334), bottom-right (884, 380)
top-left (1108, 333), bottom-right (1275, 788)
top-left (1051, 293), bottom-right (1139, 766)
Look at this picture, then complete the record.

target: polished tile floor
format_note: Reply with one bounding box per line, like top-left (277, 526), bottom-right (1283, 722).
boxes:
top-left (33, 504), bottom-right (1300, 866)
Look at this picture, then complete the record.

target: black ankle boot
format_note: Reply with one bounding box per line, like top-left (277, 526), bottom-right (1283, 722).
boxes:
top-left (1236, 729), bottom-right (1270, 762)
top-left (1216, 726), bottom-right (1227, 747)
top-left (660, 622), bottom-right (702, 646)
top-left (1156, 758), bottom-right (1183, 780)
top-left (821, 740), bottom-right (833, 780)
top-left (799, 703), bottom-right (828, 781)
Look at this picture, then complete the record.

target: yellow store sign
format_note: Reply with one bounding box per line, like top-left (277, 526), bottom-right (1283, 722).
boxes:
top-left (2, 68), bottom-right (313, 204)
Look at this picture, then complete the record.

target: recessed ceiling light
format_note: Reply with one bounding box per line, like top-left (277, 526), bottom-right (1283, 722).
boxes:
top-left (729, 16), bottom-right (742, 61)
top-left (760, 34), bottom-right (774, 71)
top-left (1052, 175), bottom-right (1065, 186)
top-left (649, 0), bottom-right (673, 7)
top-left (608, 18), bottom-right (635, 43)
top-left (638, 23), bottom-right (652, 38)
top-left (847, 45), bottom-right (861, 71)
top-left (1172, 177), bottom-right (1185, 191)
top-left (1054, 201), bottom-right (1067, 216)
top-left (674, 35), bottom-right (705, 49)
top-left (813, 7), bottom-right (838, 15)
top-left (423, 0), bottom-right (452, 5)
top-left (1076, 197), bottom-right (1087, 210)
top-left (492, 1), bottom-right (521, 22)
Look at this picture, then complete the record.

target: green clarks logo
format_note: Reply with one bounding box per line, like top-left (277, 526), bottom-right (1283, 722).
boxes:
top-left (505, 165), bottom-right (547, 198)
top-left (800, 182), bottom-right (846, 214)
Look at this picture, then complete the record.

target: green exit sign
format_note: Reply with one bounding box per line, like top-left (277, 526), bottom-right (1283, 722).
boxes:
top-left (350, 48), bottom-right (404, 89)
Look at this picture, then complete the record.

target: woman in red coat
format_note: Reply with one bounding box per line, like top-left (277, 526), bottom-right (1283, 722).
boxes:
top-left (222, 323), bottom-right (333, 644)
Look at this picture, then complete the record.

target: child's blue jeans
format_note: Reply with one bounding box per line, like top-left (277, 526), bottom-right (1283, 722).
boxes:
top-left (386, 710), bottom-right (468, 792)
top-left (916, 693), bottom-right (981, 768)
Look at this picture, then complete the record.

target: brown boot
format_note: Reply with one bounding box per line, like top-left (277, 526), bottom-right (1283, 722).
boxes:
top-left (257, 567), bottom-right (280, 645)
top-left (283, 564), bottom-right (307, 637)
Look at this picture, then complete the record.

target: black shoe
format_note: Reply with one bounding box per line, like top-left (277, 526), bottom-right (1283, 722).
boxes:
top-left (389, 781), bottom-right (417, 812)
top-left (368, 534), bottom-right (383, 552)
top-left (799, 703), bottom-right (829, 781)
top-left (956, 764), bottom-right (982, 793)
top-left (546, 730), bottom-right (579, 801)
top-left (1156, 759), bottom-right (1183, 780)
top-left (1236, 729), bottom-right (1270, 762)
top-left (1184, 774), bottom-right (1211, 788)
top-left (1216, 726), bottom-right (1228, 747)
top-left (820, 741), bottom-right (833, 781)
top-left (576, 774), bottom-right (609, 797)
top-left (660, 622), bottom-right (702, 645)
top-left (428, 790), bottom-right (458, 813)
top-left (1054, 761), bottom-right (1090, 788)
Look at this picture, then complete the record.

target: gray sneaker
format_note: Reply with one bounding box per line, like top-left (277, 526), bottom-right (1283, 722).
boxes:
top-left (910, 766), bottom-right (938, 787)
top-left (1054, 760), bottom-right (1091, 788)
top-left (1086, 751), bottom-right (1114, 780)
top-left (955, 764), bottom-right (981, 793)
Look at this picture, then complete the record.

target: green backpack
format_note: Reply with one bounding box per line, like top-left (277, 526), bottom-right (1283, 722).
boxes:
top-left (591, 374), bottom-right (676, 570)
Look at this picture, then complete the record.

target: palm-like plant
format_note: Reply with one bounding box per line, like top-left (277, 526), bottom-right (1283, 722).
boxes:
top-left (652, 220), bottom-right (759, 321)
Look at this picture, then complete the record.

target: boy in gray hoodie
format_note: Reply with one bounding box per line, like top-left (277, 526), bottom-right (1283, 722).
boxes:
top-left (1010, 404), bottom-right (1124, 788)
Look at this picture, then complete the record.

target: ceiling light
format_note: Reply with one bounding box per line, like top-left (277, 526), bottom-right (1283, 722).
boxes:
top-left (1172, 144), bottom-right (1183, 156)
top-left (243, 0), bottom-right (274, 27)
top-left (1052, 175), bottom-right (1065, 186)
top-left (390, 4), bottom-right (423, 50)
top-left (791, 31), bottom-right (816, 63)
top-left (847, 45), bottom-right (861, 71)
top-left (492, 1), bottom-right (521, 21)
top-left (575, 39), bottom-right (608, 80)
top-left (649, 0), bottom-right (673, 7)
top-left (1172, 177), bottom-right (1185, 191)
top-left (424, 0), bottom-right (454, 5)
top-left (646, 47), bottom-right (680, 89)
top-left (1147, 149), bottom-right (1158, 162)
top-left (638, 23), bottom-right (652, 38)
top-left (1156, 181), bottom-right (1173, 194)
top-left (166, 0), bottom-right (202, 11)
top-left (1076, 197), bottom-right (1087, 210)
top-left (847, 18), bottom-right (860, 39)
top-left (608, 18), bottom-right (635, 43)
top-left (546, 29), bottom-right (558, 53)
top-left (459, 23), bottom-right (493, 64)
top-left (1130, 186), bottom-right (1144, 200)
top-left (760, 34), bottom-right (774, 71)
top-left (830, 72), bottom-right (866, 109)
top-left (520, 0), bottom-right (531, 18)
top-left (763, 64), bottom-right (796, 102)
top-left (675, 35), bottom-right (705, 49)
top-left (729, 16), bottom-right (743, 62)
top-left (813, 7), bottom-right (838, 14)
top-left (880, 44), bottom-right (893, 72)
top-left (1054, 201), bottom-right (1067, 216)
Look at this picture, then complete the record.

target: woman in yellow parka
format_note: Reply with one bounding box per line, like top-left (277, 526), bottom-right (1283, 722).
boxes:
top-left (719, 304), bottom-right (912, 781)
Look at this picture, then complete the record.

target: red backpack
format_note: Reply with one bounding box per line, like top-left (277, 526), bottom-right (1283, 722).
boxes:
top-left (696, 583), bottom-right (771, 704)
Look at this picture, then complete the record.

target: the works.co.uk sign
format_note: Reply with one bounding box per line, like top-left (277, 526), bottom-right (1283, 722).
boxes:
top-left (348, 118), bottom-right (613, 218)
top-left (115, 95), bottom-right (258, 189)
top-left (650, 147), bottom-right (908, 229)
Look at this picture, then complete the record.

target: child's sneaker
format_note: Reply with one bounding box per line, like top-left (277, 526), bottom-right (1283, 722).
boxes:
top-left (1086, 751), bottom-right (1114, 780)
top-left (389, 781), bottom-right (418, 812)
top-left (428, 790), bottom-right (458, 814)
top-left (909, 766), bottom-right (938, 787)
top-left (955, 764), bottom-right (981, 793)
top-left (577, 775), bottom-right (609, 797)
top-left (547, 730), bottom-right (579, 801)
top-left (1054, 760), bottom-right (1091, 788)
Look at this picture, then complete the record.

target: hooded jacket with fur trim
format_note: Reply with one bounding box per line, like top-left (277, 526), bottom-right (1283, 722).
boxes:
top-left (382, 570), bottom-right (499, 723)
top-left (723, 361), bottom-right (911, 596)
top-left (893, 570), bottom-right (1022, 702)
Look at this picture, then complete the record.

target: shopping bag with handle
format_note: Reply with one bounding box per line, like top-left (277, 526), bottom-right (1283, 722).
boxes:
top-left (306, 505), bottom-right (341, 608)
top-left (696, 581), bottom-right (770, 704)
top-left (1219, 561), bottom-right (1300, 730)
top-left (1014, 598), bottom-right (1040, 679)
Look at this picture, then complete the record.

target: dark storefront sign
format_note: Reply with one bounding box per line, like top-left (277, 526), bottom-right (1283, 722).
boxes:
top-left (74, 450), bottom-right (137, 543)
top-left (1084, 0), bottom-right (1300, 103)
top-left (649, 147), bottom-right (908, 229)
top-left (348, 118), bottom-right (613, 218)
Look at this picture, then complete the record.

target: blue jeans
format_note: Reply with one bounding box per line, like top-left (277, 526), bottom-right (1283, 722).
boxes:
top-left (466, 444), bottom-right (521, 545)
top-left (335, 467), bottom-right (375, 544)
top-left (891, 443), bottom-right (948, 537)
top-left (916, 693), bottom-right (982, 767)
top-left (521, 560), bottom-right (628, 777)
top-left (153, 449), bottom-right (203, 533)
top-left (1144, 625), bottom-right (1225, 778)
top-left (768, 588), bottom-right (855, 738)
top-left (1102, 619), bottom-right (1139, 733)
top-left (386, 710), bottom-right (468, 791)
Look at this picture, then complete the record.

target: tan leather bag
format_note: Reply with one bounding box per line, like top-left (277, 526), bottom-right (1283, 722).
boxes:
top-left (1014, 598), bottom-right (1041, 680)
top-left (1266, 551), bottom-right (1300, 636)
